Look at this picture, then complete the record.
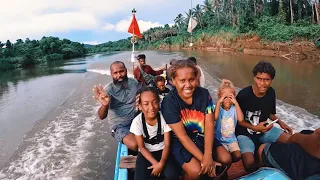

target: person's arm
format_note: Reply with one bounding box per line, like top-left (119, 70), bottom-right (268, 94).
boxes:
top-left (136, 135), bottom-right (159, 164)
top-left (214, 102), bottom-right (221, 121)
top-left (289, 131), bottom-right (320, 159)
top-left (98, 105), bottom-right (109, 120)
top-left (133, 67), bottom-right (141, 82)
top-left (204, 113), bottom-right (214, 156)
top-left (159, 131), bottom-right (170, 165)
top-left (233, 98), bottom-right (244, 123)
top-left (168, 122), bottom-right (203, 161)
top-left (269, 114), bottom-right (293, 134)
top-left (148, 66), bottom-right (163, 76)
top-left (214, 94), bottom-right (226, 121)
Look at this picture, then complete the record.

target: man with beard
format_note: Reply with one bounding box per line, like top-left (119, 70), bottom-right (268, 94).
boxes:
top-left (93, 61), bottom-right (138, 151)
top-left (133, 54), bottom-right (167, 87)
top-left (235, 61), bottom-right (293, 172)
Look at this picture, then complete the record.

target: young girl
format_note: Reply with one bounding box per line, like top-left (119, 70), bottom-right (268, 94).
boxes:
top-left (130, 87), bottom-right (178, 180)
top-left (214, 79), bottom-right (243, 162)
top-left (161, 60), bottom-right (232, 179)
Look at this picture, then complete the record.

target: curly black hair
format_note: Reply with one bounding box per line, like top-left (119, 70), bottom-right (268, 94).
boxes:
top-left (154, 75), bottom-right (166, 84)
top-left (136, 86), bottom-right (160, 103)
top-left (187, 57), bottom-right (197, 65)
top-left (252, 61), bottom-right (276, 80)
top-left (169, 59), bottom-right (198, 80)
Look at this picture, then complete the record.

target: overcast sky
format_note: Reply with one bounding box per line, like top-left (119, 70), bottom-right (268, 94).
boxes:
top-left (0, 0), bottom-right (203, 44)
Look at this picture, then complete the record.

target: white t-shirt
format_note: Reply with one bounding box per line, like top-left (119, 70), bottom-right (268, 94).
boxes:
top-left (130, 112), bottom-right (171, 152)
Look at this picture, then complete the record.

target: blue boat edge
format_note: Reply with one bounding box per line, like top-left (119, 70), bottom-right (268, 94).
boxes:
top-left (237, 167), bottom-right (291, 180)
top-left (114, 142), bottom-right (129, 180)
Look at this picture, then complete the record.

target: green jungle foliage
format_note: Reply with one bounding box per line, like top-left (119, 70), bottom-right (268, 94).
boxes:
top-left (0, 37), bottom-right (87, 71)
top-left (88, 0), bottom-right (320, 53)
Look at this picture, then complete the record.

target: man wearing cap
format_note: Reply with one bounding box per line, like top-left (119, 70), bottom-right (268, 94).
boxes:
top-left (133, 54), bottom-right (167, 87)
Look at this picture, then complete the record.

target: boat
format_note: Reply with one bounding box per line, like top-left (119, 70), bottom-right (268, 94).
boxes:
top-left (114, 143), bottom-right (129, 180)
top-left (114, 142), bottom-right (291, 180)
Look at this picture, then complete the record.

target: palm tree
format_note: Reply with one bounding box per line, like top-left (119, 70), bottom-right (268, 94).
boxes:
top-left (174, 14), bottom-right (185, 27)
top-left (184, 9), bottom-right (193, 25)
top-left (315, 0), bottom-right (320, 24)
top-left (290, 0), bottom-right (294, 23)
top-left (193, 4), bottom-right (204, 28)
top-left (214, 0), bottom-right (220, 24)
top-left (202, 0), bottom-right (213, 12)
top-left (279, 0), bottom-right (286, 22)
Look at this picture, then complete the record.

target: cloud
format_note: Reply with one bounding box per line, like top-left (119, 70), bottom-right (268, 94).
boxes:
top-left (0, 12), bottom-right (98, 41)
top-left (102, 23), bottom-right (116, 31)
top-left (0, 0), bottom-right (202, 42)
top-left (81, 41), bottom-right (102, 45)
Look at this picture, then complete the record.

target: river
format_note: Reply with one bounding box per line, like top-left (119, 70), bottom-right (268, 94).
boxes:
top-left (0, 50), bottom-right (319, 179)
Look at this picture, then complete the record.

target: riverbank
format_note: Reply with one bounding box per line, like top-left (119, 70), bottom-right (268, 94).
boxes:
top-left (156, 33), bottom-right (320, 64)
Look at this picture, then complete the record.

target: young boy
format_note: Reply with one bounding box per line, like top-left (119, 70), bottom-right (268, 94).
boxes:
top-left (236, 61), bottom-right (292, 172)
top-left (154, 75), bottom-right (170, 97)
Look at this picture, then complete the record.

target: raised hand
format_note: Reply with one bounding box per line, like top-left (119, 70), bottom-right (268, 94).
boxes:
top-left (92, 84), bottom-right (110, 107)
top-left (229, 94), bottom-right (238, 105)
top-left (218, 93), bottom-right (227, 104)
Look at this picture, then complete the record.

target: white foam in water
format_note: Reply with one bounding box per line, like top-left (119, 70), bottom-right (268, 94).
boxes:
top-left (87, 69), bottom-right (134, 78)
top-left (0, 93), bottom-right (99, 180)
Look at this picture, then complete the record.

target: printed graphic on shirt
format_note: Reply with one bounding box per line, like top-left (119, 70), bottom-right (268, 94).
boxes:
top-left (206, 95), bottom-right (215, 114)
top-left (180, 109), bottom-right (205, 134)
top-left (245, 110), bottom-right (261, 134)
top-left (221, 117), bottom-right (235, 138)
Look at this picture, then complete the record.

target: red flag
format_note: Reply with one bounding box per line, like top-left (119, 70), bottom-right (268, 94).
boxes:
top-left (128, 14), bottom-right (142, 38)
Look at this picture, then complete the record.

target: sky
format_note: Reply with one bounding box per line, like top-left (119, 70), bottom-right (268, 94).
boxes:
top-left (0, 0), bottom-right (203, 45)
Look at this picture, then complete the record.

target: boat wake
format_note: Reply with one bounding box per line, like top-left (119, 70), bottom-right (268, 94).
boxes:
top-left (0, 93), bottom-right (100, 180)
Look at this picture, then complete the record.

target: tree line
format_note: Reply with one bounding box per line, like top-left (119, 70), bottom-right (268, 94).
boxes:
top-left (88, 0), bottom-right (320, 53)
top-left (0, 36), bottom-right (87, 71)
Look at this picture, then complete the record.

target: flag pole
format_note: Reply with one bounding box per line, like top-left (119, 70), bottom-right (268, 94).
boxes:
top-left (131, 8), bottom-right (136, 74)
top-left (190, 0), bottom-right (193, 46)
top-left (128, 8), bottom-right (141, 73)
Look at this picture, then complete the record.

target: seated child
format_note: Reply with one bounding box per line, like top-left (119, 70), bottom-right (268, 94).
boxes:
top-left (214, 79), bottom-right (243, 162)
top-left (154, 75), bottom-right (170, 97)
top-left (130, 87), bottom-right (178, 180)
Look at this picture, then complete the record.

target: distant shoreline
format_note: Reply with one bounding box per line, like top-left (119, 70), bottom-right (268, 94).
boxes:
top-left (155, 34), bottom-right (320, 64)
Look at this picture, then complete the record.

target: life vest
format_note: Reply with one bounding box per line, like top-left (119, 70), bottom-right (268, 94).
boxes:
top-left (141, 113), bottom-right (164, 145)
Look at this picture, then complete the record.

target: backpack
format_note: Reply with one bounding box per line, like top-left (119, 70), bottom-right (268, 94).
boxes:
top-left (139, 66), bottom-right (154, 85)
top-left (141, 113), bottom-right (164, 145)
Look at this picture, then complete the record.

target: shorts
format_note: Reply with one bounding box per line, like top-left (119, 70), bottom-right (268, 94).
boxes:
top-left (222, 141), bottom-right (240, 153)
top-left (237, 127), bottom-right (283, 154)
top-left (111, 123), bottom-right (131, 143)
top-left (262, 142), bottom-right (320, 180)
top-left (171, 136), bottom-right (222, 167)
top-left (262, 143), bottom-right (286, 173)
